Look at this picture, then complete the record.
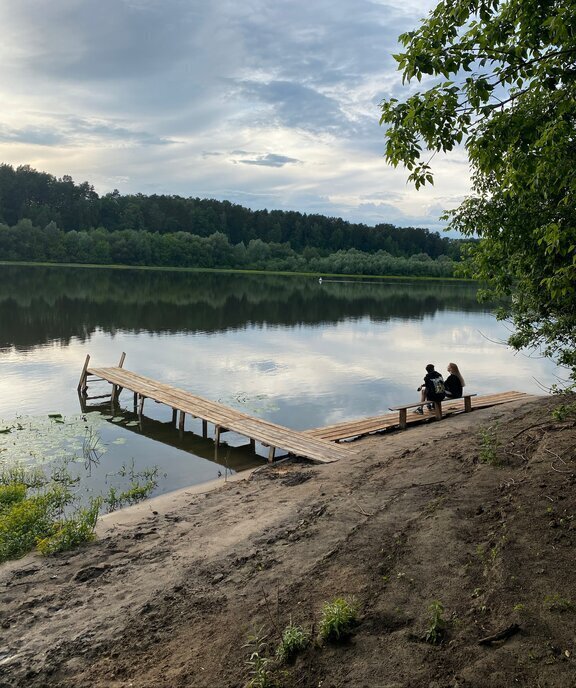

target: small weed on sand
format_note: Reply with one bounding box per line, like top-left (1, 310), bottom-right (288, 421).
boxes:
top-left (479, 425), bottom-right (501, 465)
top-left (551, 401), bottom-right (576, 421)
top-left (544, 593), bottom-right (574, 613)
top-left (425, 600), bottom-right (447, 644)
top-left (276, 621), bottom-right (309, 662)
top-left (318, 597), bottom-right (359, 642)
top-left (244, 630), bottom-right (274, 688)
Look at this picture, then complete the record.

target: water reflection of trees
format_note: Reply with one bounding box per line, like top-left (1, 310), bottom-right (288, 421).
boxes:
top-left (0, 265), bottom-right (495, 349)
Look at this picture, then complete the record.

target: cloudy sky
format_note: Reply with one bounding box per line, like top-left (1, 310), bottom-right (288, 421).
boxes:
top-left (0, 0), bottom-right (471, 229)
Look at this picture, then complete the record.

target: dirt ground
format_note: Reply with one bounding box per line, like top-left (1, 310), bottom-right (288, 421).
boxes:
top-left (1, 395), bottom-right (575, 688)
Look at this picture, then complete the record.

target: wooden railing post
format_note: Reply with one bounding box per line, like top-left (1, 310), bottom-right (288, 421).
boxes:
top-left (77, 354), bottom-right (90, 393)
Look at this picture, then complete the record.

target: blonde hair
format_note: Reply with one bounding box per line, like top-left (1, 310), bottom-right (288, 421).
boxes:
top-left (448, 362), bottom-right (465, 387)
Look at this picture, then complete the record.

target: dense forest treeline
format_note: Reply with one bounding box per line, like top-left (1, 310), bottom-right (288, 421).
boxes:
top-left (0, 163), bottom-right (465, 276)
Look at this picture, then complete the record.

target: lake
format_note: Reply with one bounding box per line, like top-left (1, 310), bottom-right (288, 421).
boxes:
top-left (0, 264), bottom-right (560, 499)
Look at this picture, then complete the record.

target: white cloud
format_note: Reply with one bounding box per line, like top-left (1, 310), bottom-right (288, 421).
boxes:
top-left (0, 0), bottom-right (469, 228)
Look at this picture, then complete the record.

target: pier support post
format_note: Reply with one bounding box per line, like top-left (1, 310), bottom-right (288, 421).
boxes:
top-left (268, 446), bottom-right (276, 462)
top-left (77, 354), bottom-right (90, 393)
top-left (118, 352), bottom-right (126, 368)
top-left (433, 401), bottom-right (443, 421)
top-left (172, 409), bottom-right (178, 425)
top-left (202, 420), bottom-right (208, 438)
top-left (77, 390), bottom-right (88, 413)
top-left (138, 395), bottom-right (145, 416)
top-left (399, 408), bottom-right (407, 430)
top-left (179, 411), bottom-right (185, 433)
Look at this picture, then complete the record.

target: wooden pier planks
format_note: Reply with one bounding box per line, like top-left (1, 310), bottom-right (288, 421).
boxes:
top-left (306, 391), bottom-right (536, 442)
top-left (86, 366), bottom-right (354, 464)
top-left (85, 358), bottom-right (537, 460)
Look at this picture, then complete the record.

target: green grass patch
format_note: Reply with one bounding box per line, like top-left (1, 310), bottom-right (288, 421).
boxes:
top-left (0, 487), bottom-right (66, 562)
top-left (318, 597), bottom-right (359, 642)
top-left (276, 622), bottom-right (309, 662)
top-left (0, 429), bottom-right (161, 562)
top-left (0, 483), bottom-right (27, 509)
top-left (243, 630), bottom-right (275, 688)
top-left (36, 499), bottom-right (101, 555)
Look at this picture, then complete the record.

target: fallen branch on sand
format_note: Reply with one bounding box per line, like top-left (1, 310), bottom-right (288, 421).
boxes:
top-left (478, 623), bottom-right (520, 646)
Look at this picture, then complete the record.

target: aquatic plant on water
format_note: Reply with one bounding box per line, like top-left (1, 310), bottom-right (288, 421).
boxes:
top-left (0, 413), bottom-right (163, 562)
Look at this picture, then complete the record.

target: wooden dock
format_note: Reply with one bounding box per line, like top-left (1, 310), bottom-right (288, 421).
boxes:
top-left (78, 355), bottom-right (355, 464)
top-left (79, 355), bottom-right (537, 461)
top-left (306, 391), bottom-right (535, 442)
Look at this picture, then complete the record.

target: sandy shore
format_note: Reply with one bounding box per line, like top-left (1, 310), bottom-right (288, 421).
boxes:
top-left (1, 395), bottom-right (575, 688)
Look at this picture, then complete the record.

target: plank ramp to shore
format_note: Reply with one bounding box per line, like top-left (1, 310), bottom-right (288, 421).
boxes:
top-left (82, 363), bottom-right (354, 464)
top-left (306, 391), bottom-right (535, 442)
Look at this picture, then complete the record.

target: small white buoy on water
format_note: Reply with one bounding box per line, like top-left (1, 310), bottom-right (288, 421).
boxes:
top-left (318, 277), bottom-right (322, 284)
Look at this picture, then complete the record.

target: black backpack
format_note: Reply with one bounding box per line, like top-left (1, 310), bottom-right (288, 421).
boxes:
top-left (426, 374), bottom-right (446, 401)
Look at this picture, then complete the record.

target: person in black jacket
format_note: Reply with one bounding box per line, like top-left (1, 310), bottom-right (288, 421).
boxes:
top-left (444, 362), bottom-right (465, 398)
top-left (414, 363), bottom-right (445, 414)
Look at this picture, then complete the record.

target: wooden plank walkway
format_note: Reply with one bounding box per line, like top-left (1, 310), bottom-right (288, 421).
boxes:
top-left (79, 355), bottom-right (537, 460)
top-left (306, 391), bottom-right (536, 442)
top-left (80, 360), bottom-right (355, 464)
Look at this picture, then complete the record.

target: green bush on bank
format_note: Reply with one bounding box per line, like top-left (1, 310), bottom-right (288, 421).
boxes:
top-left (0, 459), bottom-right (159, 563)
top-left (0, 485), bottom-right (65, 561)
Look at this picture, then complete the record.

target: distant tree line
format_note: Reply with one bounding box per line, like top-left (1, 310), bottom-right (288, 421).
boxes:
top-left (0, 163), bottom-right (466, 277)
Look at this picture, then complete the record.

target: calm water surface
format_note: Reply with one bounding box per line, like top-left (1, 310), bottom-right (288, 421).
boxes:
top-left (0, 265), bottom-right (559, 497)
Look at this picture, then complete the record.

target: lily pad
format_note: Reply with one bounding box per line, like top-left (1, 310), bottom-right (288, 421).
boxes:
top-left (0, 413), bottom-right (107, 466)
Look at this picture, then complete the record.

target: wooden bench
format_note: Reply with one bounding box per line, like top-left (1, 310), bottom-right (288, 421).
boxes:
top-left (389, 393), bottom-right (477, 429)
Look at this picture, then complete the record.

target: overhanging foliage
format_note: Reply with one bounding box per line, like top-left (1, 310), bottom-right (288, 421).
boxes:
top-left (380, 0), bottom-right (576, 383)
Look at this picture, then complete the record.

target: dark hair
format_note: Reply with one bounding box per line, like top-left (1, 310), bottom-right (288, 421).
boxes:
top-left (425, 364), bottom-right (435, 372)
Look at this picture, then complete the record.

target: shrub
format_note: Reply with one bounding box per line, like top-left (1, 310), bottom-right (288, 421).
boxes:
top-left (0, 493), bottom-right (57, 562)
top-left (0, 463), bottom-right (99, 562)
top-left (0, 483), bottom-right (27, 510)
